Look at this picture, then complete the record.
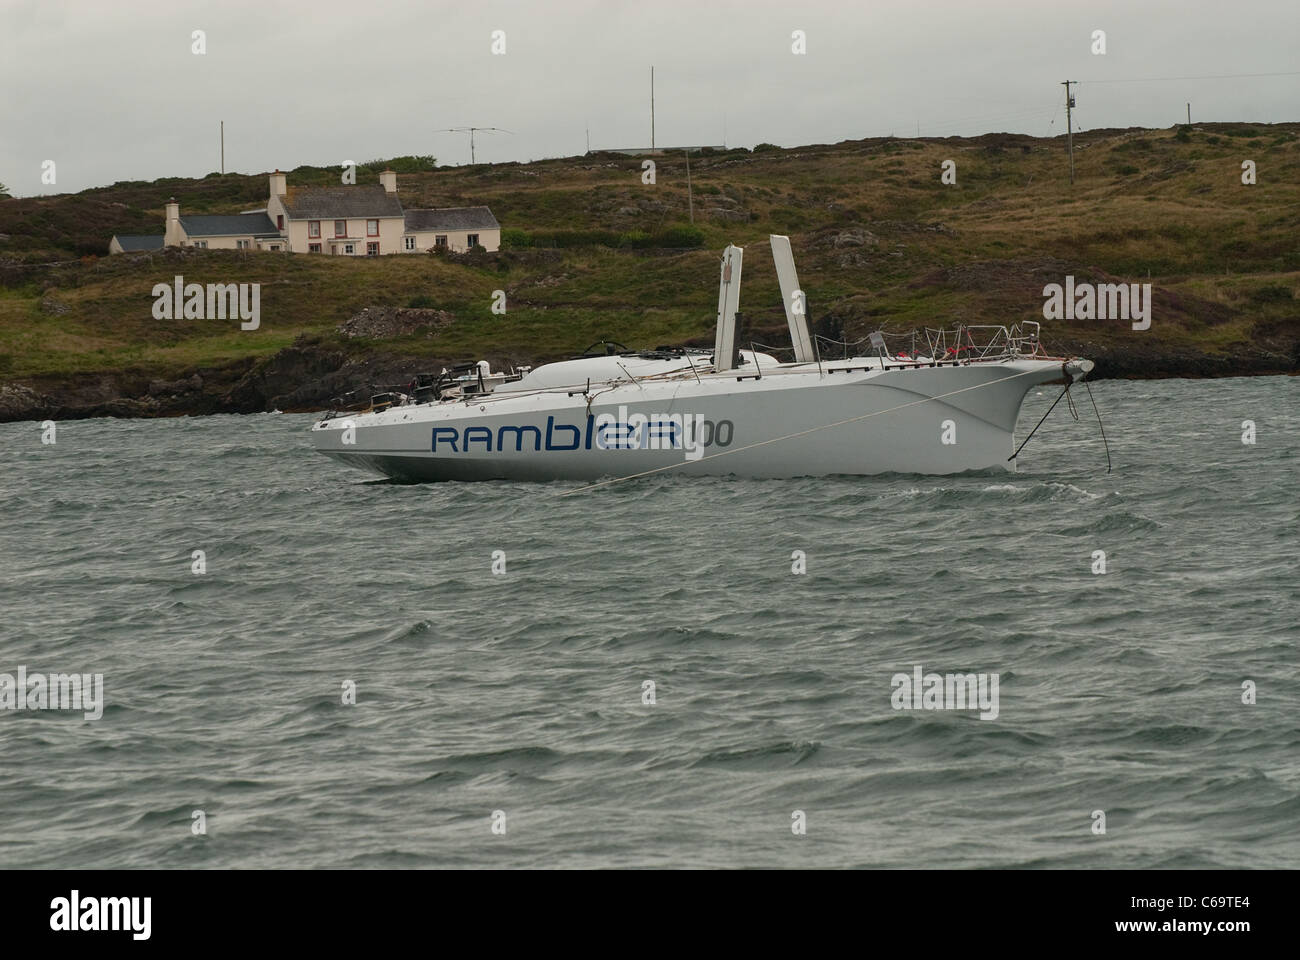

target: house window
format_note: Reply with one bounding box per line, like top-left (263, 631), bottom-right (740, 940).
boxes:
top-left (366, 242), bottom-right (379, 256)
top-left (309, 221), bottom-right (320, 238)
top-left (309, 243), bottom-right (321, 253)
top-left (236, 239), bottom-right (249, 249)
top-left (467, 233), bottom-right (480, 248)
top-left (277, 215), bottom-right (284, 230)
top-left (367, 219), bottom-right (379, 236)
top-left (335, 220), bottom-right (347, 237)
top-left (344, 243), bottom-right (354, 254)
top-left (404, 236), bottom-right (416, 251)
top-left (434, 235), bottom-right (448, 247)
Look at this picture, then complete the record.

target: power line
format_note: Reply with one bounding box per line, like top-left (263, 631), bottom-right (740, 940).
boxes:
top-left (1079, 70), bottom-right (1300, 85)
top-left (859, 105), bottom-right (1059, 142)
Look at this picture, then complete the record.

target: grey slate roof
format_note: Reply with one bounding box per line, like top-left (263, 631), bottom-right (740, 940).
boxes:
top-left (403, 206), bottom-right (499, 232)
top-left (279, 185), bottom-right (404, 220)
top-left (113, 234), bottom-right (164, 251)
top-left (179, 213), bottom-right (280, 237)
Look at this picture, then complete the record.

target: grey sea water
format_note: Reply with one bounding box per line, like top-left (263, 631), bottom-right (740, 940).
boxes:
top-left (1, 375), bottom-right (1297, 869)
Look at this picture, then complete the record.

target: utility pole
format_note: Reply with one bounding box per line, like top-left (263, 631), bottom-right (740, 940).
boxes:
top-left (685, 148), bottom-right (693, 223)
top-left (220, 121), bottom-right (224, 174)
top-left (1061, 81), bottom-right (1076, 185)
top-left (650, 66), bottom-right (655, 151)
top-left (1187, 102), bottom-right (1192, 125)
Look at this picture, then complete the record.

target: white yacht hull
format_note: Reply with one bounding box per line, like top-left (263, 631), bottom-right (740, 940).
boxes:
top-left (311, 357), bottom-right (1078, 482)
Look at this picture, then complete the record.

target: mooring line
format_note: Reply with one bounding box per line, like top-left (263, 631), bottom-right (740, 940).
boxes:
top-left (556, 367), bottom-right (1045, 497)
top-left (1083, 379), bottom-right (1112, 473)
top-left (1008, 383), bottom-right (1072, 463)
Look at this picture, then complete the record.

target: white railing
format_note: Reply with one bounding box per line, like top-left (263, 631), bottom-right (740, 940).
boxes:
top-left (815, 322), bottom-right (1047, 363)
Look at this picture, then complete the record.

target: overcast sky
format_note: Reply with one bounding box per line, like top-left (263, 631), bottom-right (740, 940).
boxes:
top-left (3, 0), bottom-right (1297, 196)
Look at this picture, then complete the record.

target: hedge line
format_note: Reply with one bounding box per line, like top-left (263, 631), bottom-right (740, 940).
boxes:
top-left (500, 225), bottom-right (705, 250)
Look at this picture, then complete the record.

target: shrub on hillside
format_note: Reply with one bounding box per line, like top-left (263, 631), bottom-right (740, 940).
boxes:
top-left (368, 155), bottom-right (438, 173)
top-left (1249, 284), bottom-right (1294, 304)
top-left (657, 225), bottom-right (705, 247)
top-left (500, 225), bottom-right (704, 250)
top-left (500, 227), bottom-right (532, 249)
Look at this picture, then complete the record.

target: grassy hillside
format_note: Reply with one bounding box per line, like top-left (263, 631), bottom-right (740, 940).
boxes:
top-left (1, 123), bottom-right (1297, 416)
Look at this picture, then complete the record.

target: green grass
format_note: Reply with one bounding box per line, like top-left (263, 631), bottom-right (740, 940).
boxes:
top-left (2, 123), bottom-right (1298, 383)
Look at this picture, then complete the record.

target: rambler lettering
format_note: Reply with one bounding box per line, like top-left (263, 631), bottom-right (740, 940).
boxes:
top-left (431, 408), bottom-right (731, 461)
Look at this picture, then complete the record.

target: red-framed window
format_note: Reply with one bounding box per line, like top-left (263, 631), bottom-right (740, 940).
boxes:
top-left (276, 214), bottom-right (284, 230)
top-left (334, 220), bottom-right (347, 237)
top-left (366, 219), bottom-right (379, 236)
top-left (308, 220), bottom-right (320, 238)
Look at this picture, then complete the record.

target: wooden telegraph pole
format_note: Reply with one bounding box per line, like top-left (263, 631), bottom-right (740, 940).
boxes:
top-left (1061, 81), bottom-right (1076, 184)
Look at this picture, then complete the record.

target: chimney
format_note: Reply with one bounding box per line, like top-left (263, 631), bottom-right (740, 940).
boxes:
top-left (164, 197), bottom-right (183, 247)
top-left (269, 169), bottom-right (287, 197)
top-left (379, 169), bottom-right (397, 193)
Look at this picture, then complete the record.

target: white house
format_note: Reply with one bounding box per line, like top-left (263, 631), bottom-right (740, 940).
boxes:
top-left (403, 206), bottom-right (500, 253)
top-left (110, 169), bottom-right (500, 255)
top-left (164, 203), bottom-right (284, 250)
top-left (266, 170), bottom-right (405, 255)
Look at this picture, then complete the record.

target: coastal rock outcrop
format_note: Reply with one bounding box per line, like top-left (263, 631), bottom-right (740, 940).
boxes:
top-left (337, 306), bottom-right (455, 339)
top-left (0, 383), bottom-right (49, 421)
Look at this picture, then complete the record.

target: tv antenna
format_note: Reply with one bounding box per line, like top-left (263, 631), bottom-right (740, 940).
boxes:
top-left (436, 126), bottom-right (513, 165)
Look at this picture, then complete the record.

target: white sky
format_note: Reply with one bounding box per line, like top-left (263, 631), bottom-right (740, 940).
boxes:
top-left (2, 0), bottom-right (1297, 195)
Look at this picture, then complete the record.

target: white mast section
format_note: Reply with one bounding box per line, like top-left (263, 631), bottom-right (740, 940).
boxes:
top-left (713, 244), bottom-right (743, 372)
top-left (770, 234), bottom-right (815, 363)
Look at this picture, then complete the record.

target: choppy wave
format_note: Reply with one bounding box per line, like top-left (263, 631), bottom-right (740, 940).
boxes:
top-left (0, 376), bottom-right (1297, 868)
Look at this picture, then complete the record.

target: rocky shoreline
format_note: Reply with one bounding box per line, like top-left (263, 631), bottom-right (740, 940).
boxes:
top-left (3, 330), bottom-right (1295, 424)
